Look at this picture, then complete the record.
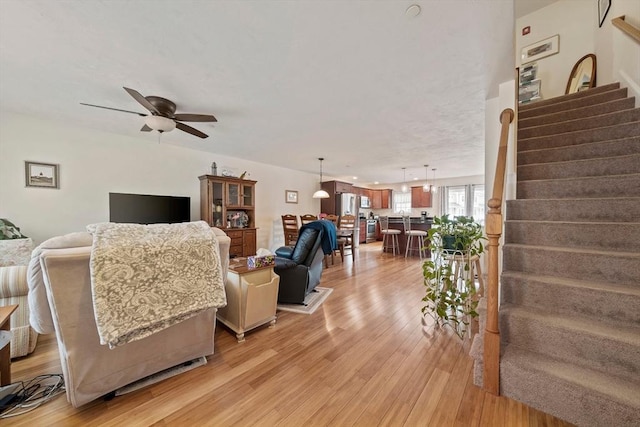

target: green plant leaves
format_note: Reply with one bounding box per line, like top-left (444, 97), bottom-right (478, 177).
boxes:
top-left (421, 214), bottom-right (485, 339)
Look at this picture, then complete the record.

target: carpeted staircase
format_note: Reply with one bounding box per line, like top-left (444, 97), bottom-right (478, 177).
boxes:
top-left (474, 82), bottom-right (640, 426)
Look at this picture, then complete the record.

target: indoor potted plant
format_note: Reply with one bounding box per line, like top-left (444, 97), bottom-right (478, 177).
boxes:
top-left (421, 215), bottom-right (485, 338)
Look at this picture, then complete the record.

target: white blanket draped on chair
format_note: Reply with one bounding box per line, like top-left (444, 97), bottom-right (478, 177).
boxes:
top-left (87, 221), bottom-right (226, 349)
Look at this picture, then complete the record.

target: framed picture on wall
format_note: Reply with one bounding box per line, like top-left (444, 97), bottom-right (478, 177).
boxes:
top-left (25, 161), bottom-right (59, 189)
top-left (285, 190), bottom-right (298, 204)
top-left (598, 0), bottom-right (611, 27)
top-left (521, 34), bottom-right (560, 64)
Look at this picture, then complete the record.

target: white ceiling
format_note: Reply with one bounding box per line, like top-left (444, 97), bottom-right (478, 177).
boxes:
top-left (0, 0), bottom-right (521, 185)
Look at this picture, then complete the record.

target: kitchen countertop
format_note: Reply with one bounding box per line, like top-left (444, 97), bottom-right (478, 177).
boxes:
top-left (388, 217), bottom-right (433, 224)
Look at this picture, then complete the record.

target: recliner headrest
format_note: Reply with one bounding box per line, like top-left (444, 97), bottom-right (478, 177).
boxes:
top-left (291, 228), bottom-right (320, 264)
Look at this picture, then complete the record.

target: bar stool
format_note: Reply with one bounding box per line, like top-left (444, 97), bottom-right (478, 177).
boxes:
top-left (379, 216), bottom-right (400, 255)
top-left (403, 216), bottom-right (427, 259)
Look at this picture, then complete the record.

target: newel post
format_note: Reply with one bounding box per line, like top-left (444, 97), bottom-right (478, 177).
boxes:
top-left (483, 199), bottom-right (502, 395)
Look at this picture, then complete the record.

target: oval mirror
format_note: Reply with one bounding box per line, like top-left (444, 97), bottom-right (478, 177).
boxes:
top-left (565, 53), bottom-right (597, 94)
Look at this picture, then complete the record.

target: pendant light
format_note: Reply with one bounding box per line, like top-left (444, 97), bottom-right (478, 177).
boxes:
top-left (312, 157), bottom-right (330, 199)
top-left (401, 167), bottom-right (408, 193)
top-left (423, 164), bottom-right (430, 192)
top-left (431, 168), bottom-right (438, 193)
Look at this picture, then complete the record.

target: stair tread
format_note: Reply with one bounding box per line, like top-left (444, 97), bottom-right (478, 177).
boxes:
top-left (517, 152), bottom-right (640, 168)
top-left (518, 120), bottom-right (640, 143)
top-left (521, 107), bottom-right (640, 126)
top-left (503, 242), bottom-right (640, 257)
top-left (501, 303), bottom-right (640, 343)
top-left (518, 98), bottom-right (636, 128)
top-left (506, 219), bottom-right (640, 225)
top-left (502, 346), bottom-right (640, 407)
top-left (502, 270), bottom-right (640, 296)
top-left (518, 135), bottom-right (640, 155)
top-left (519, 83), bottom-right (622, 111)
top-left (518, 171), bottom-right (640, 182)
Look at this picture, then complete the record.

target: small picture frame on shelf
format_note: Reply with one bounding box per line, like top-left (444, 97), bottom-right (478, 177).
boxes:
top-left (285, 190), bottom-right (298, 204)
top-left (25, 161), bottom-right (59, 189)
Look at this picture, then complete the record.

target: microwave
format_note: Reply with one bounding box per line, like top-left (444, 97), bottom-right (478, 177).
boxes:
top-left (360, 196), bottom-right (370, 208)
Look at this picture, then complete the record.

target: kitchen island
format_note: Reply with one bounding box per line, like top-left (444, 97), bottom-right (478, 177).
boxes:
top-left (384, 217), bottom-right (433, 257)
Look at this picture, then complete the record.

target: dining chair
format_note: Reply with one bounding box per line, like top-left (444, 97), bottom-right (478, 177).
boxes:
top-left (300, 214), bottom-right (318, 225)
top-left (324, 214), bottom-right (339, 226)
top-left (379, 216), bottom-right (401, 255)
top-left (338, 214), bottom-right (357, 262)
top-left (403, 216), bottom-right (427, 259)
top-left (281, 214), bottom-right (299, 246)
top-left (321, 214), bottom-right (340, 265)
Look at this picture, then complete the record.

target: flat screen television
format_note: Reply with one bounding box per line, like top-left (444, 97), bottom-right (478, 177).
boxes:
top-left (109, 193), bottom-right (191, 224)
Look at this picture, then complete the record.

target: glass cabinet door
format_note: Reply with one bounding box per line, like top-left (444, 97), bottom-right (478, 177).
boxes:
top-left (211, 181), bottom-right (224, 227)
top-left (227, 183), bottom-right (240, 206)
top-left (242, 184), bottom-right (254, 207)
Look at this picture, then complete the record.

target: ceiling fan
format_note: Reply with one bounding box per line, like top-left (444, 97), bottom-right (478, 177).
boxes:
top-left (80, 87), bottom-right (217, 139)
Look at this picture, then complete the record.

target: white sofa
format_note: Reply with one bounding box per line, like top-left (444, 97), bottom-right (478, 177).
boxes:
top-left (27, 227), bottom-right (230, 407)
top-left (0, 238), bottom-right (39, 358)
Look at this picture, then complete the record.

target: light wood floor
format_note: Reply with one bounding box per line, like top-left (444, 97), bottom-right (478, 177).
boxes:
top-left (6, 242), bottom-right (574, 426)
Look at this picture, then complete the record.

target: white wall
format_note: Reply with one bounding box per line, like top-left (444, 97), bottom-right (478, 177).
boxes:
top-left (594, 0), bottom-right (640, 104)
top-left (516, 0), bottom-right (640, 102)
top-left (516, 0), bottom-right (596, 100)
top-left (0, 113), bottom-right (321, 251)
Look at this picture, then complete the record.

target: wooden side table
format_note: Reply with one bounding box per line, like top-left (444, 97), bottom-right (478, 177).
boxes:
top-left (217, 258), bottom-right (279, 342)
top-left (0, 304), bottom-right (18, 386)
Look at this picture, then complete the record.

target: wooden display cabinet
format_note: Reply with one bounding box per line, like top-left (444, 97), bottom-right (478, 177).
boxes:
top-left (199, 175), bottom-right (258, 257)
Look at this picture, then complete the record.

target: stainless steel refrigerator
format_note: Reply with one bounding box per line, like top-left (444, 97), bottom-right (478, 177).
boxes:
top-left (335, 193), bottom-right (359, 245)
top-left (336, 193), bottom-right (358, 217)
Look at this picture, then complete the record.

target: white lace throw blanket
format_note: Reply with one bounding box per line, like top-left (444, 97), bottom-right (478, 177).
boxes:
top-left (87, 221), bottom-right (226, 349)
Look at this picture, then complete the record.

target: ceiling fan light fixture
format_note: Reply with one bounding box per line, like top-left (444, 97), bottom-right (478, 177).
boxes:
top-left (144, 115), bottom-right (176, 132)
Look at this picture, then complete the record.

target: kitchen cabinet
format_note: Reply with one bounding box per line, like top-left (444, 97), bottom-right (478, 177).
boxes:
top-left (411, 186), bottom-right (432, 208)
top-left (321, 180), bottom-right (353, 195)
top-left (371, 190), bottom-right (382, 209)
top-left (199, 175), bottom-right (257, 257)
top-left (359, 219), bottom-right (366, 244)
top-left (369, 189), bottom-right (391, 209)
top-left (380, 189), bottom-right (391, 209)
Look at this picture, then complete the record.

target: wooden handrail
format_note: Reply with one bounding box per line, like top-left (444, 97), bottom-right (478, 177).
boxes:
top-left (483, 108), bottom-right (514, 395)
top-left (612, 16), bottom-right (640, 43)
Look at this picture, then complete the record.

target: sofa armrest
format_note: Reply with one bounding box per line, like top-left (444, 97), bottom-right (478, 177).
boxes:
top-left (211, 227), bottom-right (230, 283)
top-left (0, 265), bottom-right (28, 298)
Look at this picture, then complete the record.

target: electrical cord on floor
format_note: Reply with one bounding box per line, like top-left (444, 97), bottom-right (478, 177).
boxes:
top-left (0, 374), bottom-right (65, 418)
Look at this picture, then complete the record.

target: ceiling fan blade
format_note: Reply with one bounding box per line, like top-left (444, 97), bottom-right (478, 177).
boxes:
top-left (123, 87), bottom-right (160, 115)
top-left (141, 124), bottom-right (152, 132)
top-left (173, 113), bottom-right (217, 123)
top-left (176, 122), bottom-right (208, 139)
top-left (80, 103), bottom-right (147, 116)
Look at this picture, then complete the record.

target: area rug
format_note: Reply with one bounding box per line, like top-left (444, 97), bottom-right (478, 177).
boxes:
top-left (277, 287), bottom-right (333, 315)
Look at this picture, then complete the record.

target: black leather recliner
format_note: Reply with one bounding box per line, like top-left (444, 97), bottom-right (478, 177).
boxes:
top-left (274, 226), bottom-right (325, 304)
